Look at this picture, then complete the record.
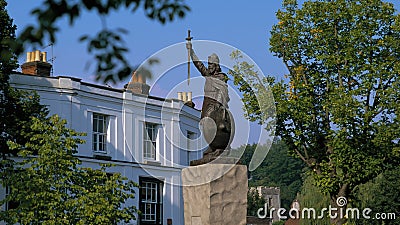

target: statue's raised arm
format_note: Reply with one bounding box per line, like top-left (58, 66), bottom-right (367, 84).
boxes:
top-left (186, 41), bottom-right (208, 76)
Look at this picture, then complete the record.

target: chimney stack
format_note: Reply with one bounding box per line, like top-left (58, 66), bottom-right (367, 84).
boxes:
top-left (21, 50), bottom-right (52, 77)
top-left (178, 91), bottom-right (195, 108)
top-left (125, 71), bottom-right (150, 95)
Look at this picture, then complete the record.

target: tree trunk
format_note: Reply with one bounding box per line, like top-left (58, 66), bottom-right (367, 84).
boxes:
top-left (330, 184), bottom-right (349, 225)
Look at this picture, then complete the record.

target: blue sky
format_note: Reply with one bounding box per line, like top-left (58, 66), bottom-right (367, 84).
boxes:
top-left (7, 1), bottom-right (399, 88)
top-left (7, 1), bottom-right (286, 83)
top-left (6, 0), bottom-right (400, 148)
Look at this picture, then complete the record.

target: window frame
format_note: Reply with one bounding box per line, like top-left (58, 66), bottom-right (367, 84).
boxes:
top-left (92, 113), bottom-right (108, 153)
top-left (144, 122), bottom-right (158, 160)
top-left (5, 186), bottom-right (19, 211)
top-left (139, 177), bottom-right (164, 225)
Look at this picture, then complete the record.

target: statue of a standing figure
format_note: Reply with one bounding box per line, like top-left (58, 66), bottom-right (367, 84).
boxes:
top-left (186, 39), bottom-right (235, 165)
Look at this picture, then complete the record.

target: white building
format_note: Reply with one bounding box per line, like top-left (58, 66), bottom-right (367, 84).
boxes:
top-left (7, 50), bottom-right (203, 225)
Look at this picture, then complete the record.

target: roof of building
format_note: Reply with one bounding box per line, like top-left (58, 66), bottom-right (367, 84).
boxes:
top-left (11, 72), bottom-right (201, 114)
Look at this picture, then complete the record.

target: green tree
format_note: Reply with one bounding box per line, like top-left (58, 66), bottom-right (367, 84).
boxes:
top-left (231, 0), bottom-right (400, 224)
top-left (353, 166), bottom-right (400, 225)
top-left (298, 175), bottom-right (330, 225)
top-left (0, 0), bottom-right (49, 158)
top-left (0, 115), bottom-right (138, 224)
top-left (272, 221), bottom-right (285, 225)
top-left (14, 0), bottom-right (190, 83)
top-left (0, 0), bottom-right (17, 78)
top-left (237, 141), bottom-right (304, 209)
top-left (247, 188), bottom-right (266, 217)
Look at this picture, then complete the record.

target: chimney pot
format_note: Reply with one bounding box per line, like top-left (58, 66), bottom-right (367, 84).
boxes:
top-left (29, 52), bottom-right (34, 62)
top-left (188, 92), bottom-right (192, 102)
top-left (42, 52), bottom-right (47, 62)
top-left (177, 92), bottom-right (182, 100)
top-left (182, 92), bottom-right (187, 102)
top-left (26, 52), bottom-right (31, 62)
top-left (34, 50), bottom-right (40, 61)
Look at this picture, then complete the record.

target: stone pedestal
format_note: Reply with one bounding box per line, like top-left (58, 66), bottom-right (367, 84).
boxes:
top-left (182, 164), bottom-right (248, 225)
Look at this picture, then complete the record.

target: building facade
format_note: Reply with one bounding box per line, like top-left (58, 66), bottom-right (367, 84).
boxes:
top-left (6, 51), bottom-right (203, 225)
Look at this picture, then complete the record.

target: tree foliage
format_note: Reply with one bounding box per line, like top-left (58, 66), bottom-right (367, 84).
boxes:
top-left (0, 115), bottom-right (138, 224)
top-left (0, 0), bottom-right (49, 158)
top-left (272, 221), bottom-right (285, 225)
top-left (269, 0), bottom-right (400, 195)
top-left (353, 166), bottom-right (400, 225)
top-left (15, 0), bottom-right (190, 83)
top-left (232, 0), bottom-right (400, 223)
top-left (237, 141), bottom-right (304, 210)
top-left (298, 175), bottom-right (330, 225)
top-left (247, 188), bottom-right (266, 217)
top-left (0, 0), bottom-right (17, 79)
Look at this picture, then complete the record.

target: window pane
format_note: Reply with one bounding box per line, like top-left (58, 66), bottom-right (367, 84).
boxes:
top-left (148, 142), bottom-right (154, 158)
top-left (93, 134), bottom-right (97, 150)
top-left (150, 204), bottom-right (156, 221)
top-left (93, 117), bottom-right (98, 132)
top-left (151, 126), bottom-right (157, 141)
top-left (144, 141), bottom-right (150, 158)
top-left (147, 127), bottom-right (153, 140)
top-left (98, 118), bottom-right (103, 132)
top-left (141, 187), bottom-right (146, 202)
top-left (151, 186), bottom-right (157, 202)
top-left (146, 186), bottom-right (152, 201)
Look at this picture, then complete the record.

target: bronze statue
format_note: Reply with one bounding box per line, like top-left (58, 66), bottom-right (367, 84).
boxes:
top-left (186, 35), bottom-right (234, 165)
